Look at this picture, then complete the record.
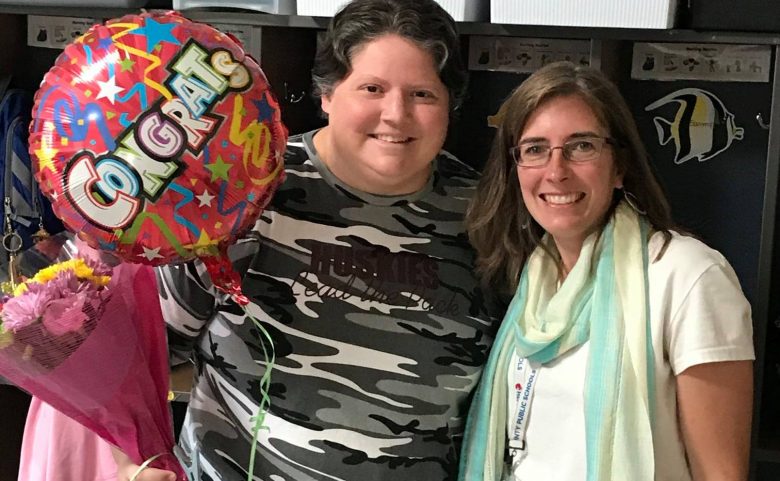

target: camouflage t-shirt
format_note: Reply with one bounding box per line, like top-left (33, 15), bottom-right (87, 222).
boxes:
top-left (159, 130), bottom-right (497, 481)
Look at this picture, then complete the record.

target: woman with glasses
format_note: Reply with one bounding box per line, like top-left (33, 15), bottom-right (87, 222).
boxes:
top-left (459, 61), bottom-right (754, 481)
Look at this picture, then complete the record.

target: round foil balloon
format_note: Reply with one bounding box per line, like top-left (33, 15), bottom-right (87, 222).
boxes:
top-left (29, 12), bottom-right (287, 275)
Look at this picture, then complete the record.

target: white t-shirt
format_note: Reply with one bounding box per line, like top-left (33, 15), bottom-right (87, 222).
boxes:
top-left (505, 232), bottom-right (755, 481)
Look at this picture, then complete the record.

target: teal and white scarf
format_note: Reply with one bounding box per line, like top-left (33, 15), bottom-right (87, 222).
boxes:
top-left (460, 202), bottom-right (656, 481)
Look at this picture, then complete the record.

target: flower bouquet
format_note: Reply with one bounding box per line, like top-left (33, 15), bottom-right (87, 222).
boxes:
top-left (1, 257), bottom-right (110, 370)
top-left (0, 233), bottom-right (186, 479)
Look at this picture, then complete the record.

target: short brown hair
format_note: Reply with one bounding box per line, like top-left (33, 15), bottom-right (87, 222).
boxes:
top-left (311, 0), bottom-right (467, 112)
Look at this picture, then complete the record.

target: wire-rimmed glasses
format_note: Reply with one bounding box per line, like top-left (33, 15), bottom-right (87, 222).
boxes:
top-left (510, 136), bottom-right (618, 167)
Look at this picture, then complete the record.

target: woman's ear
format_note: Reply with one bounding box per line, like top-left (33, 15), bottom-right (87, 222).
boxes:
top-left (321, 94), bottom-right (333, 116)
top-left (614, 172), bottom-right (624, 190)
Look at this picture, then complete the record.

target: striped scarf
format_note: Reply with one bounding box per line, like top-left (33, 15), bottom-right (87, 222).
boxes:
top-left (460, 202), bottom-right (655, 481)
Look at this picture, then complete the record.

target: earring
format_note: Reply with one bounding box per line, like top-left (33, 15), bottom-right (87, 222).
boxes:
top-left (622, 189), bottom-right (646, 215)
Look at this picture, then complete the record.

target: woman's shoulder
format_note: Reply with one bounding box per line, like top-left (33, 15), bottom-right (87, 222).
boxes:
top-left (284, 132), bottom-right (312, 167)
top-left (648, 230), bottom-right (732, 281)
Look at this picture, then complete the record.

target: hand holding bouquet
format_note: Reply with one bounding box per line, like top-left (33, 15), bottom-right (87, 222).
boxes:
top-left (0, 235), bottom-right (186, 480)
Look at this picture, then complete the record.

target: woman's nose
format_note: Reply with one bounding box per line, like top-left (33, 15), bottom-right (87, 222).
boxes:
top-left (381, 91), bottom-right (409, 122)
top-left (545, 148), bottom-right (570, 181)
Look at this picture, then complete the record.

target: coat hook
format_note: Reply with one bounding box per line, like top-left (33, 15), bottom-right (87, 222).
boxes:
top-left (756, 112), bottom-right (770, 130)
top-left (284, 82), bottom-right (306, 104)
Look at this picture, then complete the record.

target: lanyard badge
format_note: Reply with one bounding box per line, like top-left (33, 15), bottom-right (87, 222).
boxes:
top-left (506, 356), bottom-right (539, 466)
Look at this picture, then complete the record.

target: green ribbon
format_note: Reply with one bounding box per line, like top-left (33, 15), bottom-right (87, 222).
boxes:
top-left (242, 304), bottom-right (276, 481)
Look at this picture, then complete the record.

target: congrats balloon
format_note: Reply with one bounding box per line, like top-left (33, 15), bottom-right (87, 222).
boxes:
top-left (29, 11), bottom-right (287, 272)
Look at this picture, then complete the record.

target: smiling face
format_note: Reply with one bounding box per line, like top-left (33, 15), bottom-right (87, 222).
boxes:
top-left (315, 34), bottom-right (450, 195)
top-left (517, 94), bottom-right (623, 261)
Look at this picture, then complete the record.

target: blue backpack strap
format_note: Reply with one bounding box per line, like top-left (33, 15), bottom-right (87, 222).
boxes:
top-left (0, 88), bottom-right (64, 273)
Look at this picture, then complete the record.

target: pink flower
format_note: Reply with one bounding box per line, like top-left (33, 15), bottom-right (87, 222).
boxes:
top-left (47, 271), bottom-right (81, 298)
top-left (1, 259), bottom-right (109, 336)
top-left (41, 293), bottom-right (90, 336)
top-left (76, 277), bottom-right (101, 296)
top-left (84, 257), bottom-right (113, 277)
top-left (1, 286), bottom-right (52, 331)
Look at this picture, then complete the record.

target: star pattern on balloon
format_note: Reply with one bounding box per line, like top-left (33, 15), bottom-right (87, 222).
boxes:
top-left (252, 96), bottom-right (275, 122)
top-left (132, 17), bottom-right (181, 53)
top-left (35, 137), bottom-right (58, 173)
top-left (185, 230), bottom-right (221, 252)
top-left (97, 37), bottom-right (113, 51)
top-left (205, 155), bottom-right (233, 182)
top-left (139, 246), bottom-right (164, 261)
top-left (96, 76), bottom-right (124, 104)
top-left (119, 57), bottom-right (135, 73)
top-left (196, 189), bottom-right (215, 207)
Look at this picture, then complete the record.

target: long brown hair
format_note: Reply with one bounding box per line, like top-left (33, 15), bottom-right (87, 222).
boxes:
top-left (466, 61), bottom-right (675, 294)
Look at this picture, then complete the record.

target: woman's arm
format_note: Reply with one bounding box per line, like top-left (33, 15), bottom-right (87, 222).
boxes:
top-left (157, 261), bottom-right (216, 365)
top-left (157, 237), bottom-right (259, 364)
top-left (676, 360), bottom-right (753, 481)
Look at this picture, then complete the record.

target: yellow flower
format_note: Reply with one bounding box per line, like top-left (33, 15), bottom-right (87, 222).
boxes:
top-left (13, 283), bottom-right (27, 297)
top-left (38, 260), bottom-right (94, 283)
top-left (71, 260), bottom-right (97, 280)
top-left (10, 259), bottom-right (111, 296)
top-left (31, 259), bottom-right (85, 284)
top-left (88, 275), bottom-right (111, 287)
top-left (18, 260), bottom-right (75, 293)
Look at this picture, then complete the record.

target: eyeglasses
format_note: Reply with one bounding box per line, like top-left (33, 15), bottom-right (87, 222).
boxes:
top-left (509, 136), bottom-right (618, 167)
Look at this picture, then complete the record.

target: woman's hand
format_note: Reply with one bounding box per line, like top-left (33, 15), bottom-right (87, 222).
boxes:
top-left (112, 447), bottom-right (177, 481)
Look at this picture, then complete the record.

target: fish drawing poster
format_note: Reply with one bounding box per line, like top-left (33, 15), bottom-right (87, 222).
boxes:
top-left (631, 42), bottom-right (771, 83)
top-left (645, 88), bottom-right (743, 164)
top-left (618, 77), bottom-right (772, 304)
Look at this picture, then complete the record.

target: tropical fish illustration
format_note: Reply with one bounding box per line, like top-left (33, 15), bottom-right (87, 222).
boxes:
top-left (645, 88), bottom-right (744, 164)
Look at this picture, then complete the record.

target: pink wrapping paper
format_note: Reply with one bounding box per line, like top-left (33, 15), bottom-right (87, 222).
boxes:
top-left (0, 262), bottom-right (185, 479)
